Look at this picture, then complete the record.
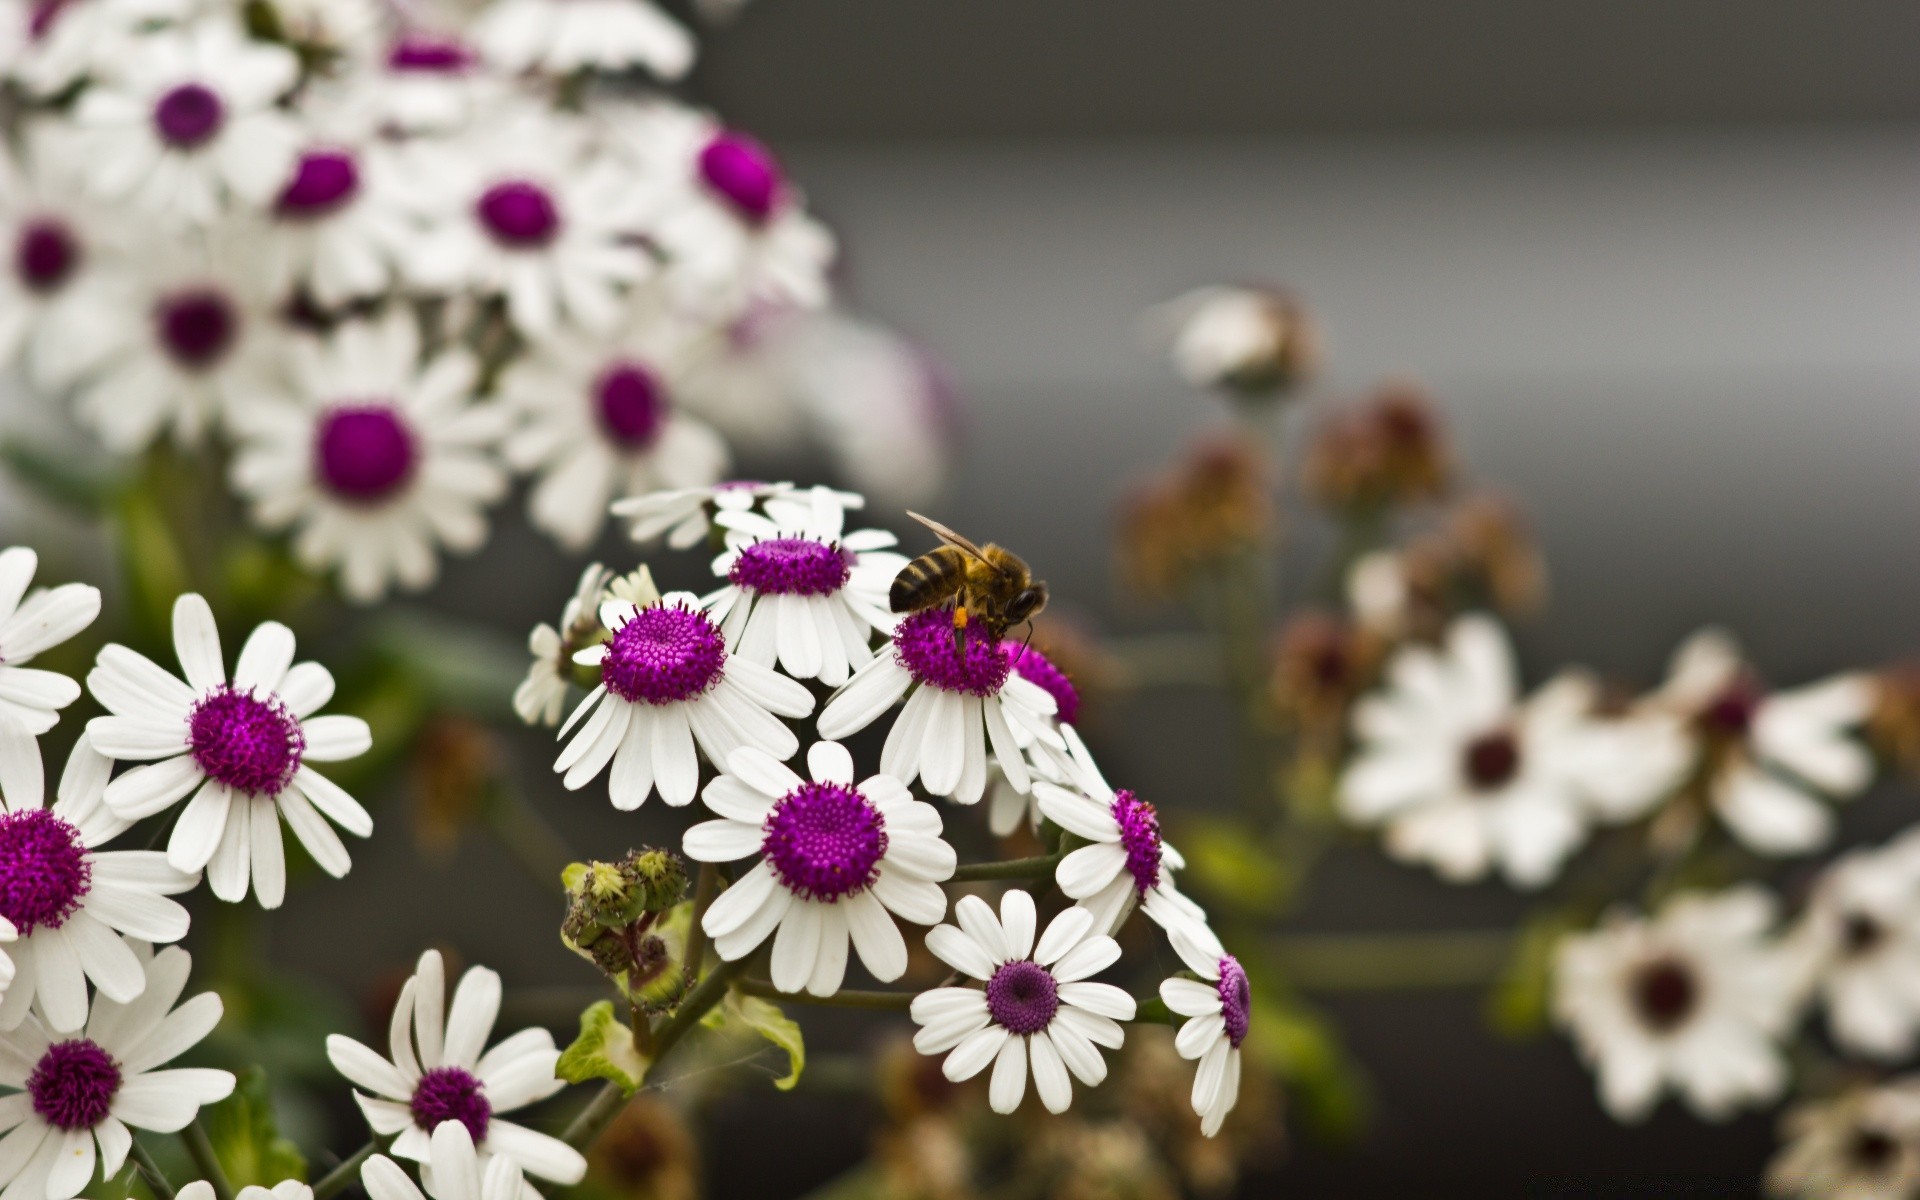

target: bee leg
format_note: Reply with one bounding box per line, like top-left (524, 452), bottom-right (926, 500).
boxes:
top-left (951, 605), bottom-right (969, 656)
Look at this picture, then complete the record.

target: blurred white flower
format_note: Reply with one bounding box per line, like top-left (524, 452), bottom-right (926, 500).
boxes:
top-left (1784, 829), bottom-right (1920, 1060)
top-left (1554, 887), bottom-right (1795, 1122)
top-left (0, 144), bottom-right (120, 391)
top-left (1650, 629), bottom-right (1875, 855)
top-left (472, 0), bottom-right (692, 78)
top-left (250, 130), bottom-right (426, 308)
top-left (226, 313), bottom-right (510, 603)
top-left (1145, 283), bottom-right (1320, 395)
top-left (1767, 1080), bottom-right (1920, 1200)
top-left (1340, 614), bottom-right (1689, 888)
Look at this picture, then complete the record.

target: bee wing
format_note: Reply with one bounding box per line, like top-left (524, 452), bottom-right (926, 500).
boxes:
top-left (905, 511), bottom-right (991, 562)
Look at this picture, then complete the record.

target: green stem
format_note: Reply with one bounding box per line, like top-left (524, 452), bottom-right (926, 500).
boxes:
top-left (736, 977), bottom-right (916, 1009)
top-left (1270, 930), bottom-right (1514, 990)
top-left (1131, 995), bottom-right (1179, 1027)
top-left (949, 853), bottom-right (1064, 882)
top-left (180, 1119), bottom-right (233, 1200)
top-left (682, 862), bottom-right (718, 985)
top-left (310, 1141), bottom-right (379, 1200)
top-left (128, 1139), bottom-right (176, 1200)
top-left (562, 957), bottom-right (749, 1149)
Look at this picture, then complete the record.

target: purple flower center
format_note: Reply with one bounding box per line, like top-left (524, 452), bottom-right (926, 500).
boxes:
top-left (153, 82), bottom-right (225, 149)
top-left (410, 1067), bottom-right (490, 1143)
top-left (0, 810), bottom-right (90, 934)
top-left (278, 150), bottom-right (360, 218)
top-left (893, 610), bottom-right (1011, 697)
top-left (697, 131), bottom-right (783, 224)
top-left (593, 362), bottom-right (668, 449)
top-left (1215, 954), bottom-right (1251, 1049)
top-left (1843, 911), bottom-right (1886, 957)
top-left (476, 180), bottom-right (559, 247)
top-left (188, 685), bottom-right (304, 797)
top-left (730, 538), bottom-right (851, 598)
top-left (1700, 675), bottom-right (1764, 739)
top-left (986, 960), bottom-right (1059, 1036)
top-left (1110, 789), bottom-right (1163, 894)
top-left (155, 289), bottom-right (237, 371)
top-left (1630, 956), bottom-right (1699, 1033)
top-left (1002, 641), bottom-right (1078, 724)
top-left (27, 1040), bottom-right (119, 1131)
top-left (761, 781), bottom-right (889, 901)
top-left (1853, 1128), bottom-right (1900, 1172)
top-left (601, 604), bottom-right (726, 705)
top-left (388, 34), bottom-right (473, 71)
top-left (27, 0), bottom-right (69, 40)
top-left (314, 405), bottom-right (417, 503)
top-left (14, 220), bottom-right (78, 294)
top-left (1462, 729), bottom-right (1520, 791)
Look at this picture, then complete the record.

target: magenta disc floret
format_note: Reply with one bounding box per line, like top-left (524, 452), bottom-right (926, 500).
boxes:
top-left (155, 288), bottom-right (238, 370)
top-left (410, 1066), bottom-right (491, 1142)
top-left (476, 179), bottom-right (559, 247)
top-left (278, 150), bottom-right (360, 217)
top-left (729, 538), bottom-right (851, 598)
top-left (1216, 954), bottom-right (1251, 1048)
top-left (593, 362), bottom-right (668, 449)
top-left (893, 610), bottom-right (1011, 697)
top-left (0, 810), bottom-right (90, 933)
top-left (14, 220), bottom-right (77, 294)
top-left (153, 82), bottom-right (224, 149)
top-left (986, 959), bottom-right (1060, 1035)
top-left (1002, 641), bottom-right (1078, 724)
top-left (1110, 788), bottom-right (1163, 895)
top-left (314, 405), bottom-right (418, 503)
top-left (761, 782), bottom-right (888, 901)
top-left (601, 604), bottom-right (727, 705)
top-left (27, 1039), bottom-right (120, 1130)
top-left (697, 131), bottom-right (783, 223)
top-left (188, 685), bottom-right (305, 796)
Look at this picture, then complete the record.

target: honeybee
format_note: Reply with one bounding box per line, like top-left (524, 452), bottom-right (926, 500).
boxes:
top-left (890, 512), bottom-right (1049, 650)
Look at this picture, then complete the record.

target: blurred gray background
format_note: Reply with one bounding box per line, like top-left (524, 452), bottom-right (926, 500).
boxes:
top-left (77, 2), bottom-right (1920, 1197)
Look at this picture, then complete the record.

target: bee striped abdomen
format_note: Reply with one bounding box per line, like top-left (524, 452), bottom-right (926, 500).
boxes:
top-left (890, 545), bottom-right (969, 613)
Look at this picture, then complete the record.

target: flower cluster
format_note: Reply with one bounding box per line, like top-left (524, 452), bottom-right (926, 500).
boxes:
top-left (0, 0), bottom-right (949, 603)
top-left (517, 483), bottom-right (1250, 1135)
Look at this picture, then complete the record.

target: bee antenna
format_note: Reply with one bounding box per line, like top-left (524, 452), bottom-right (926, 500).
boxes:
top-left (1019, 621), bottom-right (1037, 655)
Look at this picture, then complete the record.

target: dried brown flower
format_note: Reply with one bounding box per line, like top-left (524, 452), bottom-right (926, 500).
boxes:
top-left (586, 1096), bottom-right (701, 1200)
top-left (1118, 437), bottom-right (1275, 600)
top-left (1303, 380), bottom-right (1452, 512)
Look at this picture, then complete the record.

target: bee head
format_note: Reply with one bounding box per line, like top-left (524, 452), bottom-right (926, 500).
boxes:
top-left (1007, 583), bottom-right (1049, 624)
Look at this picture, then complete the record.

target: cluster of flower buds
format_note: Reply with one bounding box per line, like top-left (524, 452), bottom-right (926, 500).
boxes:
top-left (562, 849), bottom-right (692, 1006)
top-left (1302, 380), bottom-right (1453, 513)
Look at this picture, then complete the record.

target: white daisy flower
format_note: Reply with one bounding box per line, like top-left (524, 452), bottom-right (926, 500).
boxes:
top-left (406, 109), bottom-right (652, 339)
top-left (1339, 614), bottom-right (1689, 889)
top-left (513, 562), bottom-right (614, 728)
top-left (86, 592), bottom-right (373, 908)
top-left (910, 890), bottom-right (1135, 1115)
top-left (0, 944), bottom-right (235, 1200)
top-left (555, 591), bottom-right (813, 810)
top-left (1553, 887), bottom-right (1795, 1122)
top-left (182, 1183), bottom-right (312, 1200)
top-left (226, 313), bottom-right (510, 603)
top-left (1159, 929), bottom-right (1252, 1138)
top-left (1145, 283), bottom-right (1318, 395)
top-left (1767, 1080), bottom-right (1920, 1200)
top-left (1034, 724), bottom-right (1213, 943)
top-left (816, 608), bottom-right (1061, 808)
top-left (353, 32), bottom-right (500, 135)
top-left (56, 241), bottom-right (277, 452)
top-left (1783, 831), bottom-right (1920, 1060)
top-left (687, 742), bottom-right (955, 996)
top-left (610, 480), bottom-right (795, 550)
top-left (257, 0), bottom-right (381, 56)
top-left (472, 0), bottom-right (691, 78)
top-left (252, 131), bottom-right (425, 308)
top-left (0, 545), bottom-right (100, 748)
top-left (1649, 628), bottom-right (1875, 855)
top-left (498, 321), bottom-right (729, 552)
top-left (327, 949), bottom-right (585, 1189)
top-left (53, 18), bottom-right (300, 225)
top-left (0, 145), bottom-right (120, 391)
top-left (362, 1119), bottom-right (541, 1200)
top-left (704, 489), bottom-right (903, 687)
top-left (619, 104), bottom-right (833, 319)
top-left (0, 733), bottom-right (198, 1034)
top-left (0, 0), bottom-right (122, 97)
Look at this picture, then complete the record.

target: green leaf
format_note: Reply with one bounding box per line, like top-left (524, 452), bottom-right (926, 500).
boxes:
top-left (1177, 818), bottom-right (1289, 914)
top-left (198, 1067), bottom-right (307, 1186)
top-left (701, 992), bottom-right (805, 1091)
top-left (557, 1001), bottom-right (649, 1095)
top-left (1488, 909), bottom-right (1584, 1038)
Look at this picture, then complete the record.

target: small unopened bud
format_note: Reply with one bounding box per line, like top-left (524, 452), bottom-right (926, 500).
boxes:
top-left (1303, 380), bottom-right (1452, 512)
top-left (1118, 438), bottom-right (1275, 599)
top-left (563, 848), bottom-right (689, 942)
top-left (1150, 285), bottom-right (1322, 399)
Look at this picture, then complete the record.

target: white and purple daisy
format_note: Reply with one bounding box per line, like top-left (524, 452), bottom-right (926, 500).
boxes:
top-left (816, 609), bottom-right (1061, 808)
top-left (610, 480), bottom-right (794, 550)
top-left (1034, 725), bottom-right (1214, 942)
top-left (0, 146), bottom-right (119, 391)
top-left (253, 133), bottom-right (424, 308)
top-left (362, 1119), bottom-right (541, 1200)
top-left (1159, 931), bottom-right (1252, 1137)
top-left (909, 890), bottom-right (1135, 1115)
top-left (54, 18), bottom-right (300, 225)
top-left (472, 0), bottom-right (692, 79)
top-left (705, 491), bottom-right (903, 687)
top-left (226, 313), bottom-right (510, 603)
top-left (556, 591), bottom-right (813, 809)
top-left (0, 545), bottom-right (100, 753)
top-left (0, 734), bottom-right (198, 1034)
top-left (513, 563), bottom-right (614, 729)
top-left (0, 945), bottom-right (235, 1200)
top-left (406, 109), bottom-right (652, 338)
top-left (687, 742), bottom-right (955, 996)
top-left (327, 949), bottom-right (585, 1189)
top-left (498, 323), bottom-right (729, 553)
top-left (87, 593), bottom-right (373, 908)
